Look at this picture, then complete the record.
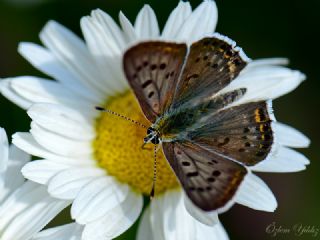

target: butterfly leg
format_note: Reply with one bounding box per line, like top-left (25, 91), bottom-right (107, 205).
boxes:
top-left (141, 142), bottom-right (152, 150)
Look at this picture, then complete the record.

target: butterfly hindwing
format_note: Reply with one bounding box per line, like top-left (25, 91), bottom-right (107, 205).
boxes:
top-left (172, 36), bottom-right (249, 108)
top-left (187, 101), bottom-right (274, 166)
top-left (162, 142), bottom-right (247, 211)
top-left (123, 41), bottom-right (187, 122)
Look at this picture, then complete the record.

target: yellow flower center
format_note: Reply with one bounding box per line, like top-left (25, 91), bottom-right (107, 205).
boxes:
top-left (93, 90), bottom-right (179, 196)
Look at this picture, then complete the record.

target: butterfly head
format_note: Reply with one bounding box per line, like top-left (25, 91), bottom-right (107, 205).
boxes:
top-left (144, 127), bottom-right (161, 145)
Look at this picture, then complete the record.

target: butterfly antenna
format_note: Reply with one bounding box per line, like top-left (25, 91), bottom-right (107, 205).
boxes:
top-left (150, 144), bottom-right (157, 199)
top-left (95, 106), bottom-right (147, 129)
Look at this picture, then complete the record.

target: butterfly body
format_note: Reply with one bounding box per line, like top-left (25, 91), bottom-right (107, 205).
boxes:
top-left (123, 34), bottom-right (274, 211)
top-left (151, 105), bottom-right (204, 142)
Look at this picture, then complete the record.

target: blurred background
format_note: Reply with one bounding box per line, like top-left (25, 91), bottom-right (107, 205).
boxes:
top-left (0, 0), bottom-right (319, 239)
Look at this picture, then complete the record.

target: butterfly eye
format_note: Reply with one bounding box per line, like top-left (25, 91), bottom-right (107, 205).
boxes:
top-left (147, 127), bottom-right (156, 135)
top-left (151, 136), bottom-right (160, 144)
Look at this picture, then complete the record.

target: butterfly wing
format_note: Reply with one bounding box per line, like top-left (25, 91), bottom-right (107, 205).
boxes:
top-left (162, 141), bottom-right (247, 211)
top-left (171, 35), bottom-right (249, 109)
top-left (186, 101), bottom-right (274, 166)
top-left (123, 42), bottom-right (187, 122)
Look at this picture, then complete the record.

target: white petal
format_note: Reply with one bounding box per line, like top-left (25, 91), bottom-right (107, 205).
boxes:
top-left (80, 17), bottom-right (126, 93)
top-left (30, 122), bottom-right (92, 157)
top-left (2, 195), bottom-right (69, 240)
top-left (91, 9), bottom-right (127, 51)
top-left (32, 223), bottom-right (84, 240)
top-left (8, 144), bottom-right (31, 164)
top-left (12, 132), bottom-right (93, 165)
top-left (153, 190), bottom-right (197, 240)
top-left (0, 79), bottom-right (32, 109)
top-left (0, 182), bottom-right (42, 228)
top-left (176, 0), bottom-right (218, 44)
top-left (71, 176), bottom-right (129, 224)
top-left (150, 190), bottom-right (185, 240)
top-left (183, 193), bottom-right (218, 226)
top-left (0, 181), bottom-right (69, 239)
top-left (148, 202), bottom-right (165, 240)
top-left (161, 1), bottom-right (192, 40)
top-left (8, 76), bottom-right (96, 113)
top-left (274, 122), bottom-right (310, 148)
top-left (150, 190), bottom-right (228, 240)
top-left (0, 145), bottom-right (31, 202)
top-left (40, 21), bottom-right (106, 100)
top-left (134, 5), bottom-right (160, 39)
top-left (119, 11), bottom-right (137, 44)
top-left (48, 167), bottom-right (105, 199)
top-left (136, 207), bottom-right (153, 240)
top-left (22, 160), bottom-right (71, 185)
top-left (222, 65), bottom-right (306, 105)
top-left (81, 16), bottom-right (120, 58)
top-left (246, 58), bottom-right (289, 68)
top-left (82, 191), bottom-right (143, 240)
top-left (251, 146), bottom-right (309, 172)
top-left (28, 103), bottom-right (94, 141)
top-left (18, 43), bottom-right (99, 103)
top-left (195, 221), bottom-right (229, 240)
top-left (0, 128), bottom-right (9, 172)
top-left (13, 132), bottom-right (51, 159)
top-left (236, 173), bottom-right (277, 212)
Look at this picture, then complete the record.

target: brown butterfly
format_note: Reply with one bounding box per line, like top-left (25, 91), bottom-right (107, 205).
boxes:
top-left (122, 34), bottom-right (274, 211)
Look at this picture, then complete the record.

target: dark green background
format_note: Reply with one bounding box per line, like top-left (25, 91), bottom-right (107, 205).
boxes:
top-left (0, 0), bottom-right (319, 239)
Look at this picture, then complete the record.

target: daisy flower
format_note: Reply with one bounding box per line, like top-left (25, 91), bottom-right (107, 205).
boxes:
top-left (0, 127), bottom-right (68, 240)
top-left (0, 0), bottom-right (310, 239)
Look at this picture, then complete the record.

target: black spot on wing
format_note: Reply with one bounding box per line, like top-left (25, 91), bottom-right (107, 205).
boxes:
top-left (141, 79), bottom-right (153, 88)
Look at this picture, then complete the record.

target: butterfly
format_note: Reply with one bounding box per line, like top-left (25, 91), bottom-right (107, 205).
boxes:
top-left (122, 33), bottom-right (274, 212)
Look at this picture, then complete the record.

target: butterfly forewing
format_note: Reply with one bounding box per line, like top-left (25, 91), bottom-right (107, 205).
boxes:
top-left (172, 36), bottom-right (248, 109)
top-left (162, 142), bottom-right (247, 211)
top-left (123, 42), bottom-right (187, 122)
top-left (187, 101), bottom-right (274, 166)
